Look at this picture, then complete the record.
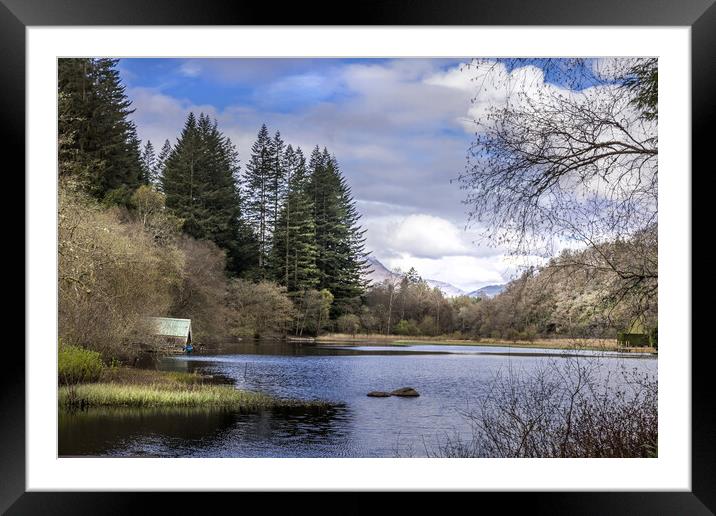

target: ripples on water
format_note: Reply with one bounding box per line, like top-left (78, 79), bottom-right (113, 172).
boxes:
top-left (59, 341), bottom-right (657, 457)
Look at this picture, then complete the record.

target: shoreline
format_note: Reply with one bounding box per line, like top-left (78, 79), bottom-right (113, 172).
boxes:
top-left (315, 333), bottom-right (657, 354)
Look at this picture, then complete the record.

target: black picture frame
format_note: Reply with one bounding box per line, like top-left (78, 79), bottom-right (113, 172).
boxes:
top-left (4, 0), bottom-right (711, 511)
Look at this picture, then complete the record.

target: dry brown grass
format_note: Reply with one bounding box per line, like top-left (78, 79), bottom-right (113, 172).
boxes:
top-left (317, 333), bottom-right (656, 353)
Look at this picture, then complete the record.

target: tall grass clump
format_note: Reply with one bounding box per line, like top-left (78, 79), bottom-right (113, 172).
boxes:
top-left (58, 342), bottom-right (104, 385)
top-left (58, 383), bottom-right (331, 412)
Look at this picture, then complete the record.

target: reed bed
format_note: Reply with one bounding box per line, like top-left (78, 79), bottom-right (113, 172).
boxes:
top-left (59, 371), bottom-right (331, 411)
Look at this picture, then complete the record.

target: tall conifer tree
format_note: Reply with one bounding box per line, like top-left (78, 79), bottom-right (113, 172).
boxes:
top-left (58, 58), bottom-right (143, 200)
top-left (270, 131), bottom-right (287, 239)
top-left (242, 124), bottom-right (274, 274)
top-left (308, 147), bottom-right (368, 315)
top-left (155, 139), bottom-right (173, 191)
top-left (140, 140), bottom-right (157, 186)
top-left (161, 112), bottom-right (255, 274)
top-left (271, 146), bottom-right (319, 292)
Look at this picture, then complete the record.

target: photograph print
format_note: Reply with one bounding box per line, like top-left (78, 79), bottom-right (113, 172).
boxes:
top-left (57, 57), bottom-right (658, 458)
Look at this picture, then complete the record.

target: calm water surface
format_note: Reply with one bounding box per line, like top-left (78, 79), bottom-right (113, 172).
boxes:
top-left (59, 341), bottom-right (657, 457)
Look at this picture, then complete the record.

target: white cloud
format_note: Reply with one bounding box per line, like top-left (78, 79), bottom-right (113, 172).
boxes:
top-left (128, 87), bottom-right (218, 146)
top-left (179, 62), bottom-right (202, 77)
top-left (365, 214), bottom-right (471, 259)
top-left (127, 59), bottom-right (479, 223)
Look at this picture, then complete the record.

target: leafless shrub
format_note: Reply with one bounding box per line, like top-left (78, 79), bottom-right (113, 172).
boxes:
top-left (226, 279), bottom-right (295, 338)
top-left (432, 357), bottom-right (657, 458)
top-left (170, 236), bottom-right (231, 344)
top-left (58, 184), bottom-right (183, 359)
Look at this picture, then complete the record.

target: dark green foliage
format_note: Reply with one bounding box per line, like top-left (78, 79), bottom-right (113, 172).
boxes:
top-left (155, 139), bottom-right (173, 190)
top-left (394, 319), bottom-right (420, 336)
top-left (140, 140), bottom-right (158, 186)
top-left (649, 326), bottom-right (658, 349)
top-left (617, 332), bottom-right (651, 347)
top-left (270, 145), bottom-right (319, 292)
top-left (308, 147), bottom-right (369, 316)
top-left (58, 58), bottom-right (143, 199)
top-left (624, 58), bottom-right (658, 121)
top-left (243, 131), bottom-right (369, 316)
top-left (161, 112), bottom-right (256, 275)
top-left (270, 131), bottom-right (287, 238)
top-left (242, 124), bottom-right (274, 274)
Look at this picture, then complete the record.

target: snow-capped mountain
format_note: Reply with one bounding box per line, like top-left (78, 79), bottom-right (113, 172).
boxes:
top-left (424, 279), bottom-right (467, 298)
top-left (467, 284), bottom-right (505, 299)
top-left (363, 256), bottom-right (470, 298)
top-left (363, 256), bottom-right (397, 284)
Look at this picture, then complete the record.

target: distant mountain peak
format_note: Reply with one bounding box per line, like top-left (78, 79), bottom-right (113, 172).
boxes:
top-left (467, 284), bottom-right (505, 299)
top-left (363, 256), bottom-right (471, 298)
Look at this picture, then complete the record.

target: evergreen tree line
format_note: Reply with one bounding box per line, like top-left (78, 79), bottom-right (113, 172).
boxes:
top-left (156, 117), bottom-right (369, 315)
top-left (58, 58), bottom-right (368, 325)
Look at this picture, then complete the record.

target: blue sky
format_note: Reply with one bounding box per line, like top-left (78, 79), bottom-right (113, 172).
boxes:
top-left (118, 57), bottom-right (595, 292)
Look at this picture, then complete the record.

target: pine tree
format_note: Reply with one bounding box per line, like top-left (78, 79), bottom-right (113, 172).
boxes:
top-left (336, 167), bottom-right (370, 304)
top-left (242, 124), bottom-right (274, 274)
top-left (269, 130), bottom-right (287, 239)
top-left (161, 112), bottom-right (255, 274)
top-left (271, 145), bottom-right (319, 292)
top-left (161, 112), bottom-right (200, 228)
top-left (58, 59), bottom-right (96, 184)
top-left (58, 58), bottom-right (143, 200)
top-left (308, 147), bottom-right (368, 315)
top-left (308, 146), bottom-right (333, 291)
top-left (155, 139), bottom-right (172, 191)
top-left (140, 140), bottom-right (157, 185)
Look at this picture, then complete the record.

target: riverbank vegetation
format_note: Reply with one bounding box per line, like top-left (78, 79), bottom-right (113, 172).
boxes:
top-left (354, 236), bottom-right (657, 343)
top-left (58, 342), bottom-right (105, 385)
top-left (60, 382), bottom-right (329, 411)
top-left (59, 362), bottom-right (330, 411)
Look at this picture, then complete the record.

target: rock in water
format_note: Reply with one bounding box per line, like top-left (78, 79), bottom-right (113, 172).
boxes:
top-left (367, 391), bottom-right (392, 397)
top-left (390, 387), bottom-right (420, 397)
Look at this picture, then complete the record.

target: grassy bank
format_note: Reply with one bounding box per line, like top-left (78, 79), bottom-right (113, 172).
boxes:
top-left (59, 367), bottom-right (331, 411)
top-left (316, 333), bottom-right (656, 354)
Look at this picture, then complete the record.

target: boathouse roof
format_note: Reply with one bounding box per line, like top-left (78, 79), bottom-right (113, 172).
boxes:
top-left (146, 317), bottom-right (192, 339)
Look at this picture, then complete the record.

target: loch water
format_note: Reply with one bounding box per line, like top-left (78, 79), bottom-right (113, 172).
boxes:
top-left (59, 341), bottom-right (657, 457)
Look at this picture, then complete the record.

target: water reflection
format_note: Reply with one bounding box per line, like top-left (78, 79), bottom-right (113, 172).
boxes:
top-left (59, 404), bottom-right (349, 457)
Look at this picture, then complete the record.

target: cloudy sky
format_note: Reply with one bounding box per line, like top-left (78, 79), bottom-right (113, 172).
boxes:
top-left (119, 58), bottom-right (564, 292)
